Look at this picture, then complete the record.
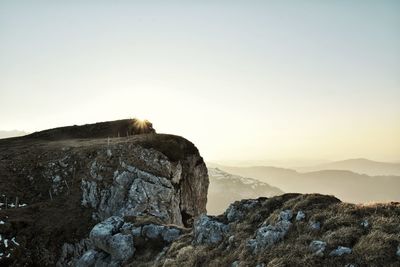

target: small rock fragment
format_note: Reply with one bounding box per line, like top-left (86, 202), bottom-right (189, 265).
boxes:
top-left (296, 211), bottom-right (306, 221)
top-left (279, 210), bottom-right (293, 221)
top-left (360, 219), bottom-right (369, 228)
top-left (330, 246), bottom-right (352, 256)
top-left (309, 240), bottom-right (326, 256)
top-left (309, 221), bottom-right (321, 231)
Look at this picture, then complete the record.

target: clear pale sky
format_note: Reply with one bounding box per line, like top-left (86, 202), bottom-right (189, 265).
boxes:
top-left (1, 1), bottom-right (399, 163)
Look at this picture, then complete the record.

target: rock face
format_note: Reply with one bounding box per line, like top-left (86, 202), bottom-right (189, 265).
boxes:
top-left (0, 120), bottom-right (208, 266)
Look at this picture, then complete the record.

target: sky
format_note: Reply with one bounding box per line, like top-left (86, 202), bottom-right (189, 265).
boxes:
top-left (1, 0), bottom-right (399, 164)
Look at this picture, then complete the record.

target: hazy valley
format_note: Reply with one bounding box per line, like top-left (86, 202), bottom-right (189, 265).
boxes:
top-left (209, 162), bottom-right (400, 204)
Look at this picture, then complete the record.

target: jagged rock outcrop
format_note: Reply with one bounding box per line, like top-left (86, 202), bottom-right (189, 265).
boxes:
top-left (0, 119), bottom-right (208, 266)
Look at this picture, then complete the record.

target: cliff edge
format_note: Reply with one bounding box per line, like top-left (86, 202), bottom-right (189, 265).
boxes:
top-left (0, 119), bottom-right (208, 266)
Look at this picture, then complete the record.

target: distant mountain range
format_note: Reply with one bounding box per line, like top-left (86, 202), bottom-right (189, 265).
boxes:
top-left (209, 162), bottom-right (400, 204)
top-left (296, 158), bottom-right (400, 176)
top-left (0, 130), bottom-right (28, 139)
top-left (207, 167), bottom-right (283, 215)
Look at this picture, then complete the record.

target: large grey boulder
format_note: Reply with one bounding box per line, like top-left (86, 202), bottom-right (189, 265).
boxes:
top-left (141, 224), bottom-right (181, 243)
top-left (77, 216), bottom-right (183, 266)
top-left (193, 215), bottom-right (229, 245)
top-left (89, 216), bottom-right (134, 262)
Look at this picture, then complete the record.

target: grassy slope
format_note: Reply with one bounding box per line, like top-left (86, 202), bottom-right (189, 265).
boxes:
top-left (161, 194), bottom-right (400, 267)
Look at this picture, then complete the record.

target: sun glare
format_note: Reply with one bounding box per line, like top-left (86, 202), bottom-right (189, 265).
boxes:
top-left (133, 118), bottom-right (147, 129)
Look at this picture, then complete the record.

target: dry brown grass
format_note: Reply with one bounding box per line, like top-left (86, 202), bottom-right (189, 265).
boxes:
top-left (156, 194), bottom-right (400, 267)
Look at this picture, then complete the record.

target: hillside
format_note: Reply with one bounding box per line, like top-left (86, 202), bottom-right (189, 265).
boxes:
top-left (297, 158), bottom-right (400, 176)
top-left (207, 168), bottom-right (283, 215)
top-left (0, 120), bottom-right (399, 266)
top-left (0, 119), bottom-right (208, 265)
top-left (214, 165), bottom-right (400, 203)
top-left (159, 194), bottom-right (400, 267)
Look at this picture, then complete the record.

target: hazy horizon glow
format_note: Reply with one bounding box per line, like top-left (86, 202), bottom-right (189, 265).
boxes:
top-left (1, 1), bottom-right (399, 162)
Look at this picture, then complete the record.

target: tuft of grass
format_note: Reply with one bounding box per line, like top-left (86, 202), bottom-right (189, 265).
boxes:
top-left (353, 230), bottom-right (399, 265)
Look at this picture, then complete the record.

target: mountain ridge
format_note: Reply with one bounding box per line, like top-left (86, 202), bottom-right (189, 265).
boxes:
top-left (297, 158), bottom-right (400, 176)
top-left (207, 167), bottom-right (283, 215)
top-left (213, 164), bottom-right (400, 203)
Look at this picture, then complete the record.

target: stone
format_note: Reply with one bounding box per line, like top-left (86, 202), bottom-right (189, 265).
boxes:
top-left (225, 200), bottom-right (258, 223)
top-left (250, 219), bottom-right (291, 253)
top-left (131, 227), bottom-right (142, 239)
top-left (309, 240), bottom-right (327, 256)
top-left (106, 149), bottom-right (112, 158)
top-left (296, 211), bottom-right (306, 221)
top-left (329, 246), bottom-right (352, 256)
top-left (142, 224), bottom-right (181, 242)
top-left (228, 235), bottom-right (235, 245)
top-left (89, 216), bottom-right (124, 251)
top-left (279, 210), bottom-right (293, 221)
top-left (75, 249), bottom-right (98, 267)
top-left (81, 180), bottom-right (98, 208)
top-left (107, 234), bottom-right (134, 261)
top-left (193, 215), bottom-right (228, 245)
top-left (397, 245), bottom-right (400, 257)
top-left (226, 204), bottom-right (243, 223)
top-left (89, 216), bottom-right (134, 262)
top-left (142, 224), bottom-right (165, 239)
top-left (309, 221), bottom-right (321, 231)
top-left (360, 219), bottom-right (369, 228)
top-left (161, 227), bottom-right (181, 242)
top-left (231, 260), bottom-right (239, 267)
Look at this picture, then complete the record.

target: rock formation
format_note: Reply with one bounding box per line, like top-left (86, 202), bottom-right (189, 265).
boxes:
top-left (0, 119), bottom-right (399, 267)
top-left (0, 119), bottom-right (208, 266)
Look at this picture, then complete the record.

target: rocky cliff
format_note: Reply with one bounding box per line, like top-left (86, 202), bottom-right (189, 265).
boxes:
top-left (0, 119), bottom-right (399, 267)
top-left (0, 119), bottom-right (208, 266)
